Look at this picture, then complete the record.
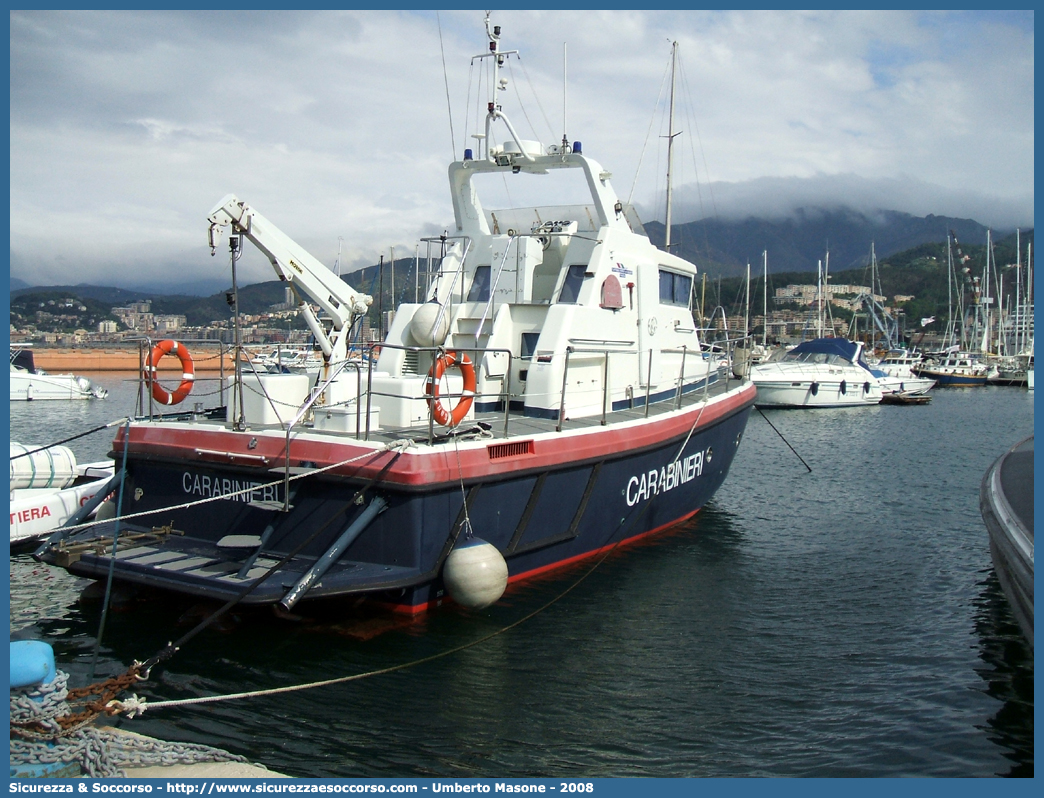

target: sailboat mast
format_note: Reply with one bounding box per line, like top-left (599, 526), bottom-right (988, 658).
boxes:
top-left (980, 230), bottom-right (992, 354)
top-left (762, 250), bottom-right (768, 347)
top-left (869, 244), bottom-right (876, 352)
top-left (1015, 230), bottom-right (1021, 353)
top-left (744, 261), bottom-right (750, 340)
top-left (946, 234), bottom-right (954, 348)
top-left (816, 259), bottom-right (823, 338)
top-left (1027, 242), bottom-right (1033, 351)
top-left (664, 41), bottom-right (678, 251)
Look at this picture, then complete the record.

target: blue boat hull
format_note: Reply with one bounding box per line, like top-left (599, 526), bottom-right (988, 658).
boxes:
top-left (42, 401), bottom-right (753, 613)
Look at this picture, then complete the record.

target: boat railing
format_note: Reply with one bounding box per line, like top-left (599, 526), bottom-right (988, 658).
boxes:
top-left (282, 357), bottom-right (367, 510)
top-left (557, 343), bottom-right (732, 431)
top-left (420, 235), bottom-right (473, 333)
top-left (363, 342), bottom-right (515, 444)
top-left (474, 234), bottom-right (520, 344)
top-left (132, 336), bottom-right (233, 421)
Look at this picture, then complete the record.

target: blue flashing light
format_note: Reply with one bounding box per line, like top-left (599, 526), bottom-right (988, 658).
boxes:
top-left (464, 148), bottom-right (473, 161)
top-left (572, 141), bottom-right (582, 154)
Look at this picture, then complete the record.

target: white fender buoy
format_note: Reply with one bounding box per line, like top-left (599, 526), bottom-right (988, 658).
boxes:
top-left (409, 301), bottom-right (449, 347)
top-left (95, 499), bottom-right (118, 521)
top-left (443, 538), bottom-right (508, 610)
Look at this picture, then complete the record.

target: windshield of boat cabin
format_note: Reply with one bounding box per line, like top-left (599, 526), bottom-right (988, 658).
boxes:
top-left (471, 168), bottom-right (601, 230)
top-left (781, 351), bottom-right (851, 366)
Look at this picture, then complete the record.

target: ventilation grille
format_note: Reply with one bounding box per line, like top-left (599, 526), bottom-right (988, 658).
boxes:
top-left (402, 349), bottom-right (420, 375)
top-left (487, 440), bottom-right (535, 460)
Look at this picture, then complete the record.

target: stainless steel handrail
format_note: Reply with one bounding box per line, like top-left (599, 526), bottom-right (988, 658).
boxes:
top-left (366, 342), bottom-right (514, 443)
top-left (420, 236), bottom-right (472, 338)
top-left (475, 235), bottom-right (517, 345)
top-left (282, 358), bottom-right (364, 510)
top-left (132, 336), bottom-right (233, 421)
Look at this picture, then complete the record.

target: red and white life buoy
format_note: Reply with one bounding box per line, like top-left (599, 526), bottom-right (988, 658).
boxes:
top-left (146, 340), bottom-right (195, 405)
top-left (425, 350), bottom-right (476, 427)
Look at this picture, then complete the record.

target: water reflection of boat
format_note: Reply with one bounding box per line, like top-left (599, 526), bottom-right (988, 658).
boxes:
top-left (10, 347), bottom-right (108, 400)
top-left (979, 436), bottom-right (1033, 649)
top-left (36, 16), bottom-right (755, 615)
top-left (971, 570), bottom-right (1035, 778)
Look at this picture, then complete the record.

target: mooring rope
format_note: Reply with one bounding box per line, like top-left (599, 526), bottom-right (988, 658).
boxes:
top-left (9, 417), bottom-right (130, 461)
top-left (10, 671), bottom-right (251, 778)
top-left (755, 406), bottom-right (812, 472)
top-left (51, 437), bottom-right (415, 536)
top-left (113, 528), bottom-right (627, 715)
top-left (109, 469), bottom-right (662, 717)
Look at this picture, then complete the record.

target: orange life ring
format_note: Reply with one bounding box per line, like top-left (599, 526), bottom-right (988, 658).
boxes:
top-left (425, 350), bottom-right (476, 427)
top-left (146, 340), bottom-right (195, 405)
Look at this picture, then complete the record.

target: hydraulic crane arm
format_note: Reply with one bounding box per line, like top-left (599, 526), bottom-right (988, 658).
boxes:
top-left (207, 194), bottom-right (372, 336)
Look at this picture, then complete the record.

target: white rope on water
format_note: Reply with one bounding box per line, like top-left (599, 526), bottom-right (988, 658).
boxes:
top-left (110, 534), bottom-right (611, 717)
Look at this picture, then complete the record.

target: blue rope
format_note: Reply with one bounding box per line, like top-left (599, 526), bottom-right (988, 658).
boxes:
top-left (87, 420), bottom-right (132, 683)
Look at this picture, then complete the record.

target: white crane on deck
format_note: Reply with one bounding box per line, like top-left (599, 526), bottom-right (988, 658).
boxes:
top-left (206, 194), bottom-right (373, 366)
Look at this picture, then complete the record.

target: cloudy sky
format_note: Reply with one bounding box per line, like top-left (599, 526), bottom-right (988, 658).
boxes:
top-left (9, 9), bottom-right (1034, 293)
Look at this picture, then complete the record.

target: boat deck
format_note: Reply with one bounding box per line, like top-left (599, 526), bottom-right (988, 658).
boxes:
top-left (354, 369), bottom-right (741, 447)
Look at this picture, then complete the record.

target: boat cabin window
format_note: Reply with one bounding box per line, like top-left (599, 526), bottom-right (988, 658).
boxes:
top-left (782, 350), bottom-right (848, 366)
top-left (557, 264), bottom-right (587, 304)
top-left (520, 332), bottom-right (540, 360)
top-left (467, 265), bottom-right (492, 302)
top-left (659, 269), bottom-right (692, 307)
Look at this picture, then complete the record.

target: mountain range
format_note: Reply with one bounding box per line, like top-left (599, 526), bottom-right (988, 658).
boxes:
top-left (644, 208), bottom-right (1002, 277)
top-left (9, 208), bottom-right (1029, 307)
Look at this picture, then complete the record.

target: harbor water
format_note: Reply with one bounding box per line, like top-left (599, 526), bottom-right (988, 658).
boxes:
top-left (9, 372), bottom-right (1034, 777)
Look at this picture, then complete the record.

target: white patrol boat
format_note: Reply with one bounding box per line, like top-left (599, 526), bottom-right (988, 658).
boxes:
top-left (37, 17), bottom-right (755, 614)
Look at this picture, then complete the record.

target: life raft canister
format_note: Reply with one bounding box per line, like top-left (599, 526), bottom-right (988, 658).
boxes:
top-left (146, 340), bottom-right (195, 405)
top-left (425, 350), bottom-right (476, 427)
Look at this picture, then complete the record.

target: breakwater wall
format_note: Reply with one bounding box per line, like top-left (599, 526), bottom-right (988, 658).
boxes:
top-left (30, 348), bottom-right (235, 372)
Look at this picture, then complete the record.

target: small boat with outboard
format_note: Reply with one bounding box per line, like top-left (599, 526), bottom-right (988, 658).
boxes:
top-left (10, 347), bottom-right (108, 400)
top-left (748, 337), bottom-right (883, 408)
top-left (36, 17), bottom-right (755, 615)
top-left (10, 443), bottom-right (114, 550)
top-left (980, 436), bottom-right (1033, 648)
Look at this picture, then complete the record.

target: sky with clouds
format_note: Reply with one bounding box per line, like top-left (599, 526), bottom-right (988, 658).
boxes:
top-left (9, 9), bottom-right (1034, 293)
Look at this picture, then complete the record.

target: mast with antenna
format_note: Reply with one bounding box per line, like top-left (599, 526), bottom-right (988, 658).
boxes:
top-left (744, 261), bottom-right (750, 341)
top-left (664, 41), bottom-right (679, 251)
top-left (762, 250), bottom-right (768, 347)
top-left (562, 43), bottom-right (568, 152)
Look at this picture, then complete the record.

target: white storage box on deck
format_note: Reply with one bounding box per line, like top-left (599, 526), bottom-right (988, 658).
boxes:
top-left (368, 373), bottom-right (475, 429)
top-left (226, 373), bottom-right (310, 427)
top-left (312, 404), bottom-right (380, 434)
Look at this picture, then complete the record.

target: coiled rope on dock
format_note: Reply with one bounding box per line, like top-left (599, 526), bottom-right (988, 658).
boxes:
top-left (10, 670), bottom-right (252, 778)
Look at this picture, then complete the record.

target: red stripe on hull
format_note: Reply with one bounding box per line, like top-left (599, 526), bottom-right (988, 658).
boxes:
top-left (374, 507), bottom-right (703, 616)
top-left (118, 384), bottom-right (755, 489)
